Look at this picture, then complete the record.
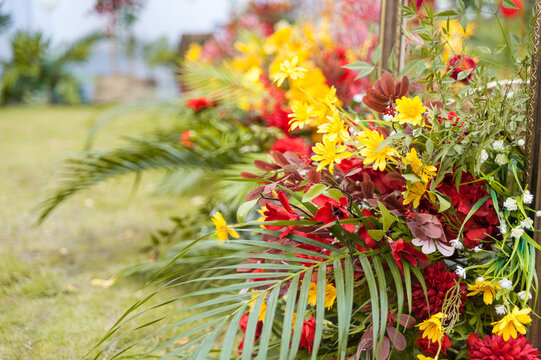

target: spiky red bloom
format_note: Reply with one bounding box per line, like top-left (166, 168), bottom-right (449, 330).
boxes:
top-left (186, 97), bottom-right (215, 111)
top-left (467, 334), bottom-right (541, 360)
top-left (271, 136), bottom-right (310, 157)
top-left (416, 332), bottom-right (452, 357)
top-left (411, 262), bottom-right (467, 320)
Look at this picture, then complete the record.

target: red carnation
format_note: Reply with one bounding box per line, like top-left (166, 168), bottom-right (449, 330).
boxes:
top-left (411, 262), bottom-right (467, 320)
top-left (388, 238), bottom-right (428, 273)
top-left (299, 316), bottom-right (316, 353)
top-left (499, 0), bottom-right (523, 18)
top-left (447, 55), bottom-right (476, 83)
top-left (416, 332), bottom-right (452, 357)
top-left (271, 136), bottom-right (310, 157)
top-left (186, 97), bottom-right (215, 111)
top-left (467, 333), bottom-right (541, 360)
top-left (311, 195), bottom-right (355, 233)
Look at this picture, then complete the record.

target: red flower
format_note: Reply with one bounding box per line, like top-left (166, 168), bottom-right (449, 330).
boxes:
top-left (179, 130), bottom-right (193, 148)
top-left (437, 173), bottom-right (499, 248)
top-left (186, 97), bottom-right (215, 111)
top-left (238, 312), bottom-right (263, 354)
top-left (271, 136), bottom-right (310, 157)
top-left (263, 191), bottom-right (299, 239)
top-left (411, 262), bottom-right (467, 320)
top-left (388, 238), bottom-right (428, 273)
top-left (299, 316), bottom-right (316, 353)
top-left (311, 195), bottom-right (355, 233)
top-left (416, 332), bottom-right (452, 357)
top-left (499, 0), bottom-right (523, 18)
top-left (447, 55), bottom-right (476, 83)
top-left (467, 333), bottom-right (541, 360)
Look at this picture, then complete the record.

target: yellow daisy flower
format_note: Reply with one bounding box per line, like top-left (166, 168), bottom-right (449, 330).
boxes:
top-left (185, 42), bottom-right (202, 61)
top-left (491, 306), bottom-right (532, 341)
top-left (211, 211), bottom-right (239, 243)
top-left (307, 281), bottom-right (337, 309)
top-left (288, 101), bottom-right (319, 131)
top-left (311, 136), bottom-right (353, 174)
top-left (467, 278), bottom-right (499, 305)
top-left (402, 181), bottom-right (428, 208)
top-left (394, 96), bottom-right (427, 126)
top-left (403, 148), bottom-right (438, 183)
top-left (416, 312), bottom-right (446, 343)
top-left (357, 129), bottom-right (399, 171)
top-left (272, 56), bottom-right (308, 87)
top-left (317, 113), bottom-right (350, 143)
top-left (248, 292), bottom-right (267, 322)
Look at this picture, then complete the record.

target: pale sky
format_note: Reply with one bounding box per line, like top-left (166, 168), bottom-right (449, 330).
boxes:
top-left (0, 0), bottom-right (248, 56)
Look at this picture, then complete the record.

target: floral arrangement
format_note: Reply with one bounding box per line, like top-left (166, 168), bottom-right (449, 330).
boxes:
top-left (89, 1), bottom-right (541, 359)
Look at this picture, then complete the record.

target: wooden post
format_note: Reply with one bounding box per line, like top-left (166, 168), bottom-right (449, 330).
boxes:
top-left (527, 0), bottom-right (541, 348)
top-left (378, 0), bottom-right (405, 77)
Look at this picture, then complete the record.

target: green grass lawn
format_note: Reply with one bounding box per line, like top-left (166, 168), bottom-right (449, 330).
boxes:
top-left (0, 105), bottom-right (198, 359)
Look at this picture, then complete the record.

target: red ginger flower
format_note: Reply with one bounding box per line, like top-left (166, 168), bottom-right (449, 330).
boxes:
top-left (467, 333), bottom-right (541, 360)
top-left (186, 97), bottom-right (215, 111)
top-left (299, 316), bottom-right (316, 353)
top-left (311, 195), bottom-right (355, 233)
top-left (388, 238), bottom-right (428, 273)
top-left (411, 262), bottom-right (467, 320)
top-left (271, 136), bottom-right (310, 157)
top-left (416, 332), bottom-right (452, 357)
top-left (499, 0), bottom-right (523, 18)
top-left (263, 191), bottom-right (298, 239)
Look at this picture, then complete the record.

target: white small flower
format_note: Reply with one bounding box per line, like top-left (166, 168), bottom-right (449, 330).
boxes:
top-left (498, 223), bottom-right (508, 234)
top-left (518, 290), bottom-right (532, 301)
top-left (353, 94), bottom-right (364, 103)
top-left (477, 276), bottom-right (485, 282)
top-left (473, 245), bottom-right (483, 253)
top-left (503, 197), bottom-right (518, 211)
top-left (517, 139), bottom-right (525, 147)
top-left (493, 139), bottom-right (505, 151)
top-left (520, 218), bottom-right (534, 229)
top-left (494, 304), bottom-right (507, 315)
top-left (537, 210), bottom-right (541, 217)
top-left (499, 278), bottom-right (513, 290)
top-left (450, 239), bottom-right (464, 250)
top-left (455, 265), bottom-right (466, 279)
top-left (511, 227), bottom-right (524, 239)
top-left (523, 190), bottom-right (534, 205)
top-left (479, 149), bottom-right (489, 163)
top-left (383, 114), bottom-right (394, 122)
top-left (495, 154), bottom-right (507, 166)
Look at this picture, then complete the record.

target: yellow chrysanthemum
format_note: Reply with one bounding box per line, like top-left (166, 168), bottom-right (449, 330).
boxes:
top-left (356, 129), bottom-right (399, 171)
top-left (394, 96), bottom-right (427, 126)
top-left (416, 312), bottom-right (446, 343)
top-left (248, 292), bottom-right (267, 322)
top-left (317, 114), bottom-right (350, 143)
top-left (288, 101), bottom-right (319, 131)
top-left (185, 42), bottom-right (202, 61)
top-left (263, 26), bottom-right (292, 55)
top-left (211, 211), bottom-right (239, 243)
top-left (441, 20), bottom-right (475, 61)
top-left (307, 282), bottom-right (337, 309)
top-left (311, 136), bottom-right (353, 174)
top-left (402, 181), bottom-right (428, 208)
top-left (272, 56), bottom-right (308, 87)
top-left (403, 148), bottom-right (438, 183)
top-left (467, 278), bottom-right (500, 305)
top-left (491, 306), bottom-right (532, 341)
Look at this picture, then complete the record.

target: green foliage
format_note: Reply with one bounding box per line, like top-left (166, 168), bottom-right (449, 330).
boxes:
top-left (144, 37), bottom-right (179, 68)
top-left (0, 2), bottom-right (10, 33)
top-left (0, 31), bottom-right (103, 105)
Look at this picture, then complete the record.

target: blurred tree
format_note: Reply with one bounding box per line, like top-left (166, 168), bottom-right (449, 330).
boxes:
top-left (0, 31), bottom-right (103, 105)
top-left (0, 1), bottom-right (11, 33)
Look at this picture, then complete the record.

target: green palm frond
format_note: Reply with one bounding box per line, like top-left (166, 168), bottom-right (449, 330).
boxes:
top-left (180, 60), bottom-right (267, 108)
top-left (89, 223), bottom-right (420, 359)
top-left (56, 31), bottom-right (104, 64)
top-left (38, 125), bottom-right (262, 223)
